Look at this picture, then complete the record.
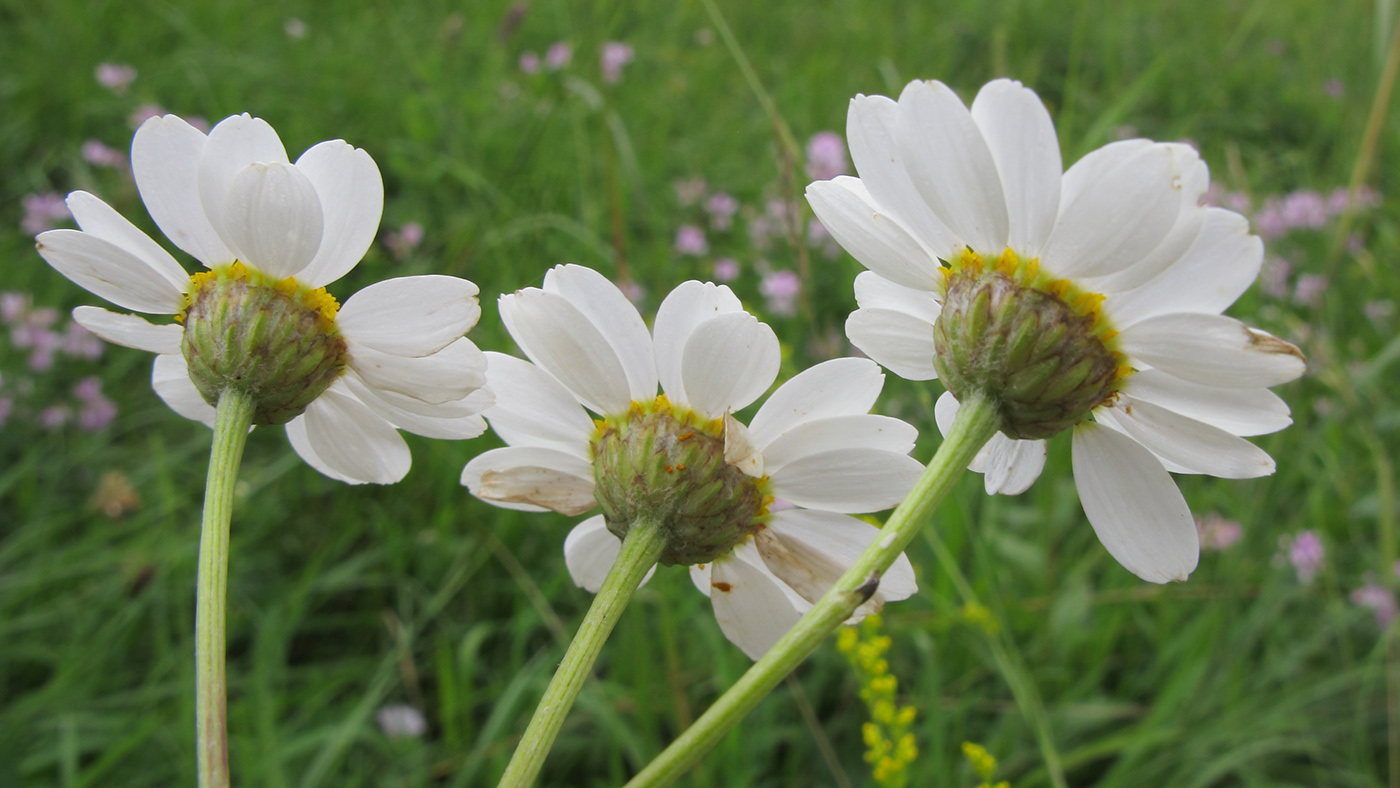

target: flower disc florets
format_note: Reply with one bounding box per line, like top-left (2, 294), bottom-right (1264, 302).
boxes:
top-left (591, 395), bottom-right (769, 566)
top-left (933, 249), bottom-right (1127, 440)
top-left (181, 262), bottom-right (348, 425)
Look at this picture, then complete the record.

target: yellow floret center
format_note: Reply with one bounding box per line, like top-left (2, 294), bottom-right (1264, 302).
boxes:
top-left (177, 261), bottom-right (340, 331)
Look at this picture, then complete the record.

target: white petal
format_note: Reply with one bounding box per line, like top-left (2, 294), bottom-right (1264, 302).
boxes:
top-left (480, 351), bottom-right (595, 459)
top-left (845, 93), bottom-right (958, 257)
top-left (1041, 140), bottom-right (1183, 280)
top-left (1104, 208), bottom-right (1263, 327)
top-left (197, 114), bottom-right (289, 253)
top-left (1072, 421), bottom-right (1198, 583)
top-left (804, 177), bottom-right (942, 291)
top-left (761, 414), bottom-right (917, 474)
top-left (748, 358), bottom-right (884, 446)
top-left (36, 229), bottom-right (185, 313)
top-left (1098, 398), bottom-right (1275, 479)
top-left (499, 289), bottom-right (632, 416)
top-left (293, 140), bottom-right (383, 288)
top-left (654, 281), bottom-right (744, 405)
top-left (65, 191), bottom-right (189, 292)
top-left (853, 270), bottom-right (942, 324)
top-left (759, 509), bottom-right (917, 615)
top-left (72, 306), bottom-right (183, 354)
top-left (461, 446), bottom-right (596, 515)
top-left (723, 414), bottom-right (765, 478)
top-left (297, 386), bottom-right (411, 484)
top-left (981, 435), bottom-right (1047, 495)
top-left (563, 516), bottom-right (656, 593)
top-left (151, 353), bottom-right (215, 426)
top-left (769, 448), bottom-right (923, 514)
top-left (1117, 313), bottom-right (1306, 388)
top-left (337, 275), bottom-right (481, 358)
top-left (284, 415), bottom-right (357, 484)
top-left (895, 80), bottom-right (1009, 254)
top-left (680, 311), bottom-right (780, 420)
top-left (709, 540), bottom-right (810, 660)
top-left (845, 308), bottom-right (937, 381)
top-left (220, 162), bottom-right (324, 280)
top-left (349, 337), bottom-right (486, 405)
top-left (543, 265), bottom-right (656, 404)
top-left (969, 79), bottom-right (1061, 256)
top-left (1123, 369), bottom-right (1291, 437)
top-left (342, 372), bottom-right (489, 440)
top-left (132, 115), bottom-right (235, 266)
top-left (689, 561), bottom-right (713, 597)
top-left (1084, 145), bottom-right (1210, 292)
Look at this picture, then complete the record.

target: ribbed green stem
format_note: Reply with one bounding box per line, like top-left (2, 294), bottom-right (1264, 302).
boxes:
top-left (497, 517), bottom-right (668, 788)
top-left (624, 392), bottom-right (1003, 788)
top-left (196, 387), bottom-right (255, 788)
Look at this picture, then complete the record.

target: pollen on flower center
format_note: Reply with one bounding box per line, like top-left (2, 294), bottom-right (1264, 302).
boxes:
top-left (933, 248), bottom-right (1130, 440)
top-left (591, 395), bottom-right (772, 566)
top-left (180, 261), bottom-right (349, 425)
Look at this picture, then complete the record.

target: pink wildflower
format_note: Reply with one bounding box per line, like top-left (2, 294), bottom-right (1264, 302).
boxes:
top-left (383, 222), bottom-right (425, 260)
top-left (674, 225), bottom-right (708, 256)
top-left (759, 269), bottom-right (801, 316)
top-left (1195, 514), bottom-right (1243, 551)
top-left (81, 139), bottom-right (128, 169)
top-left (600, 42), bottom-right (634, 84)
top-left (0, 292), bottom-right (28, 324)
top-left (63, 323), bottom-right (104, 360)
top-left (519, 51), bottom-right (540, 74)
top-left (704, 192), bottom-right (739, 230)
top-left (40, 405), bottom-right (72, 431)
top-left (805, 131), bottom-right (849, 181)
top-left (95, 63), bottom-right (136, 94)
top-left (1292, 274), bottom-right (1328, 308)
top-left (1280, 191), bottom-right (1327, 230)
top-left (545, 42), bottom-right (572, 70)
top-left (1351, 582), bottom-right (1397, 627)
top-left (21, 193), bottom-right (70, 235)
top-left (712, 258), bottom-right (740, 282)
top-left (1288, 531), bottom-right (1324, 584)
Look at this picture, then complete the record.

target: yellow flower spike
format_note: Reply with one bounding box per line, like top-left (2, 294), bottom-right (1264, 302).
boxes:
top-left (841, 613), bottom-right (918, 788)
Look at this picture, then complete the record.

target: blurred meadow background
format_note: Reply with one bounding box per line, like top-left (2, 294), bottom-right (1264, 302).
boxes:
top-left (3, 0), bottom-right (1399, 786)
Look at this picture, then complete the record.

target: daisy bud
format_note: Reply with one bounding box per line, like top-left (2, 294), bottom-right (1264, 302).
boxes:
top-left (933, 250), bottom-right (1123, 440)
top-left (181, 263), bottom-right (348, 425)
top-left (592, 397), bottom-right (767, 566)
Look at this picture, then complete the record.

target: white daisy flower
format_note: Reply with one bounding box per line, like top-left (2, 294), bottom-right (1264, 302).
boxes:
top-left (806, 79), bottom-right (1306, 584)
top-left (463, 264), bottom-right (923, 659)
top-left (35, 113), bottom-right (490, 484)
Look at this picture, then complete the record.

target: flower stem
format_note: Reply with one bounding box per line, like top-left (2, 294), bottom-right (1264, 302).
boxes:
top-left (624, 392), bottom-right (1003, 788)
top-left (497, 517), bottom-right (669, 788)
top-left (196, 387), bottom-right (256, 788)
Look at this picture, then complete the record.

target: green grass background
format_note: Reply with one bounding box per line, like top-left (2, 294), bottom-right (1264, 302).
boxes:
top-left (2, 0), bottom-right (1399, 785)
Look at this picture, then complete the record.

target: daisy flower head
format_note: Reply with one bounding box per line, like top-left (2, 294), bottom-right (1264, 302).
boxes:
top-left (463, 264), bottom-right (923, 658)
top-left (806, 79), bottom-right (1306, 584)
top-left (35, 113), bottom-right (491, 484)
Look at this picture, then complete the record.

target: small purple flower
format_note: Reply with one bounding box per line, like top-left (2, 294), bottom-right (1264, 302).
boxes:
top-left (1253, 201), bottom-right (1286, 239)
top-left (712, 258), bottom-right (740, 282)
top-left (1324, 78), bottom-right (1345, 98)
top-left (545, 42), bottom-right (572, 71)
top-left (1195, 514), bottom-right (1243, 551)
top-left (74, 378), bottom-right (117, 431)
top-left (1225, 191), bottom-right (1252, 214)
top-left (40, 405), bottom-right (72, 431)
top-left (95, 63), bottom-right (136, 94)
top-left (600, 41), bottom-right (634, 84)
top-left (285, 18), bottom-right (307, 39)
top-left (1280, 191), bottom-right (1327, 230)
top-left (673, 177), bottom-right (707, 207)
top-left (1326, 186), bottom-right (1381, 215)
top-left (0, 292), bottom-right (28, 324)
top-left (759, 269), bottom-right (801, 317)
top-left (63, 323), bottom-right (105, 360)
top-left (804, 131), bottom-right (849, 182)
top-left (1292, 274), bottom-right (1328, 308)
top-left (704, 192), bottom-right (739, 230)
top-left (128, 104), bottom-right (166, 129)
top-left (519, 51), bottom-right (540, 74)
top-left (376, 704), bottom-right (427, 739)
top-left (21, 193), bottom-right (70, 236)
top-left (383, 222), bottom-right (425, 260)
top-left (82, 139), bottom-right (128, 169)
top-left (1351, 582), bottom-right (1397, 627)
top-left (674, 225), bottom-right (708, 256)
top-left (1288, 530), bottom-right (1324, 585)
